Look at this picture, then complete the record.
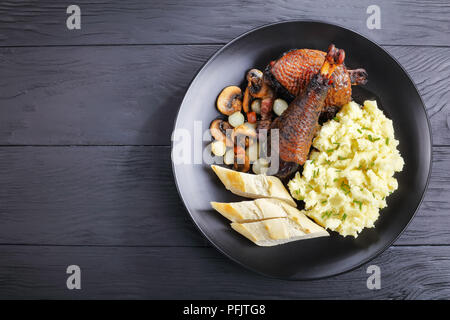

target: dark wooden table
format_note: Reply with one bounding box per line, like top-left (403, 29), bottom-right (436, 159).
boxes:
top-left (0, 0), bottom-right (449, 299)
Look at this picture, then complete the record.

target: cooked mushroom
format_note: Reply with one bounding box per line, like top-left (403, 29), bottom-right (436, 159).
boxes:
top-left (231, 124), bottom-right (257, 148)
top-left (242, 69), bottom-right (264, 113)
top-left (232, 124), bottom-right (257, 138)
top-left (246, 69), bottom-right (264, 96)
top-left (233, 146), bottom-right (250, 172)
top-left (242, 87), bottom-right (251, 113)
top-left (217, 86), bottom-right (242, 115)
top-left (210, 119), bottom-right (233, 147)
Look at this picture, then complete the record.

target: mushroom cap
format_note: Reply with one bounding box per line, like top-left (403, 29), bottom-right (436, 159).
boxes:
top-left (210, 119), bottom-right (233, 147)
top-left (246, 69), bottom-right (264, 96)
top-left (233, 146), bottom-right (250, 172)
top-left (217, 86), bottom-right (242, 115)
top-left (231, 124), bottom-right (257, 148)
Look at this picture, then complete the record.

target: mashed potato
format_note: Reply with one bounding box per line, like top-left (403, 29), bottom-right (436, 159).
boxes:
top-left (288, 100), bottom-right (404, 237)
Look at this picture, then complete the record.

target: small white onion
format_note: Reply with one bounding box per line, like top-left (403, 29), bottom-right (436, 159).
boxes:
top-left (273, 99), bottom-right (288, 116)
top-left (244, 121), bottom-right (257, 130)
top-left (251, 99), bottom-right (261, 114)
top-left (252, 161), bottom-right (261, 174)
top-left (259, 166), bottom-right (269, 175)
top-left (252, 158), bottom-right (270, 175)
top-left (223, 148), bottom-right (235, 165)
top-left (211, 140), bottom-right (226, 157)
top-left (258, 158), bottom-right (270, 167)
top-left (228, 111), bottom-right (245, 127)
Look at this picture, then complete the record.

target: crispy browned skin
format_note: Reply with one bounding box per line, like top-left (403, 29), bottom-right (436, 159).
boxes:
top-left (266, 49), bottom-right (367, 108)
top-left (271, 45), bottom-right (345, 169)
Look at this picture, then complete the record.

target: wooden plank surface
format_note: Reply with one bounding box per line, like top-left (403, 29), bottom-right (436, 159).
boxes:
top-left (0, 45), bottom-right (449, 145)
top-left (0, 0), bottom-right (449, 300)
top-left (0, 145), bottom-right (445, 246)
top-left (0, 0), bottom-right (449, 47)
top-left (0, 245), bottom-right (449, 299)
top-left (0, 45), bottom-right (218, 145)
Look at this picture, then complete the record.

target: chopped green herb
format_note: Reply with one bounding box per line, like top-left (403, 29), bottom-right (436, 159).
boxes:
top-left (385, 137), bottom-right (390, 146)
top-left (372, 192), bottom-right (376, 198)
top-left (321, 211), bottom-right (332, 219)
top-left (357, 129), bottom-right (363, 134)
top-left (367, 135), bottom-right (381, 142)
top-left (362, 127), bottom-right (370, 130)
top-left (326, 142), bottom-right (340, 153)
top-left (321, 200), bottom-right (328, 204)
top-left (313, 169), bottom-right (320, 178)
top-left (310, 159), bottom-right (315, 164)
top-left (333, 117), bottom-right (340, 122)
top-left (340, 181), bottom-right (351, 194)
top-left (335, 169), bottom-right (342, 172)
top-left (342, 213), bottom-right (347, 221)
top-left (324, 160), bottom-right (332, 165)
top-left (324, 183), bottom-right (328, 189)
top-left (333, 178), bottom-right (338, 182)
top-left (294, 190), bottom-right (303, 200)
top-left (353, 200), bottom-right (363, 210)
top-left (338, 156), bottom-right (347, 160)
top-left (308, 184), bottom-right (314, 190)
top-left (357, 165), bottom-right (363, 170)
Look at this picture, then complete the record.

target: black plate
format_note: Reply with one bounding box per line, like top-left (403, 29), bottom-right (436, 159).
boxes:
top-left (171, 21), bottom-right (432, 279)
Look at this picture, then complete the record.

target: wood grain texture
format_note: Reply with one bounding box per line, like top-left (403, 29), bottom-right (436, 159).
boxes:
top-left (386, 46), bottom-right (450, 146)
top-left (0, 0), bottom-right (449, 46)
top-left (0, 245), bottom-right (449, 299)
top-left (0, 45), bottom-right (218, 145)
top-left (0, 146), bottom-right (207, 246)
top-left (0, 45), bottom-right (449, 145)
top-left (0, 146), bottom-right (445, 246)
top-left (0, 0), bottom-right (449, 299)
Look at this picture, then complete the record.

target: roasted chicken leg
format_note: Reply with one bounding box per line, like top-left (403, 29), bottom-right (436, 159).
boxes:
top-left (265, 48), bottom-right (367, 109)
top-left (270, 44), bottom-right (346, 179)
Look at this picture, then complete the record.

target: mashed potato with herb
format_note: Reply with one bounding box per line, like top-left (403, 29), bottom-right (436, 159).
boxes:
top-left (288, 100), bottom-right (404, 237)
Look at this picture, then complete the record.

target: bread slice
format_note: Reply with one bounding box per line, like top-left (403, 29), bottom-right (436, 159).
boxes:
top-left (211, 198), bottom-right (329, 246)
top-left (231, 217), bottom-right (329, 247)
top-left (211, 165), bottom-right (296, 207)
top-left (211, 198), bottom-right (287, 222)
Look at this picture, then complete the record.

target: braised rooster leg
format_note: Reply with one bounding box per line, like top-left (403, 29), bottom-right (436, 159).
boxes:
top-left (271, 44), bottom-right (345, 180)
top-left (265, 48), bottom-right (367, 108)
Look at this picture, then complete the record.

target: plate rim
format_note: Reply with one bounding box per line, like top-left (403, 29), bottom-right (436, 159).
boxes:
top-left (170, 19), bottom-right (433, 280)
